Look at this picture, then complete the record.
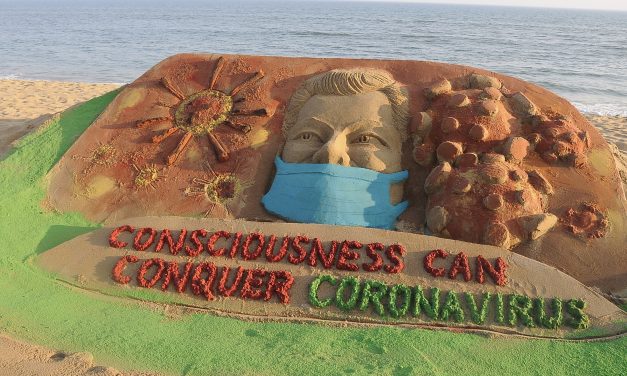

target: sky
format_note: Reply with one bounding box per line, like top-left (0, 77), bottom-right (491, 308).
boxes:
top-left (348, 0), bottom-right (627, 11)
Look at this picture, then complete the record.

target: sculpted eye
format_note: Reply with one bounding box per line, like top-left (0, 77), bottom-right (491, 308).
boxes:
top-left (356, 135), bottom-right (371, 143)
top-left (295, 132), bottom-right (322, 143)
top-left (351, 133), bottom-right (387, 147)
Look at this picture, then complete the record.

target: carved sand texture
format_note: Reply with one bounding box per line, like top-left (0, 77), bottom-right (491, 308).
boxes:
top-left (45, 54), bottom-right (626, 292)
top-left (37, 217), bottom-right (626, 340)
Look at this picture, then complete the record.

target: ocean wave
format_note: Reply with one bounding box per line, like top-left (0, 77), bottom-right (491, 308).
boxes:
top-left (0, 74), bottom-right (124, 85)
top-left (0, 74), bottom-right (22, 80)
top-left (572, 102), bottom-right (627, 117)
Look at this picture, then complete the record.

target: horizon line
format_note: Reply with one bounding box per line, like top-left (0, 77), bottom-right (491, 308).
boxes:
top-left (2, 0), bottom-right (626, 12)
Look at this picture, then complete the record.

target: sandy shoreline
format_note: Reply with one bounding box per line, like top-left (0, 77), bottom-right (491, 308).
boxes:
top-left (0, 79), bottom-right (625, 375)
top-left (585, 114), bottom-right (627, 153)
top-left (0, 79), bottom-right (121, 156)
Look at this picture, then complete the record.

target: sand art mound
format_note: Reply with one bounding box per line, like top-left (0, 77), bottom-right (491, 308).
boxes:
top-left (0, 54), bottom-right (622, 375)
top-left (44, 54), bottom-right (625, 294)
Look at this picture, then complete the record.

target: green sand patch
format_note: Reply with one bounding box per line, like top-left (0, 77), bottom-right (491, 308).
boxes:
top-left (0, 91), bottom-right (625, 376)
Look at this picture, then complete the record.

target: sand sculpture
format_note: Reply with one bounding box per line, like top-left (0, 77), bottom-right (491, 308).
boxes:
top-left (135, 56), bottom-right (268, 166)
top-left (40, 54), bottom-right (626, 340)
top-left (263, 68), bottom-right (409, 228)
top-left (46, 54), bottom-right (625, 290)
top-left (418, 77), bottom-right (566, 249)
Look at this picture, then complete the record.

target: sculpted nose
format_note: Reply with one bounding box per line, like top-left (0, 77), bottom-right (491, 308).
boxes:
top-left (312, 136), bottom-right (350, 166)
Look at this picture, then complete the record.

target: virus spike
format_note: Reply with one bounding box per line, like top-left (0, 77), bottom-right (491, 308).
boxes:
top-left (161, 76), bottom-right (186, 100)
top-left (152, 127), bottom-right (179, 144)
top-left (230, 70), bottom-right (264, 97)
top-left (207, 132), bottom-right (230, 162)
top-left (203, 203), bottom-right (217, 218)
top-left (224, 120), bottom-right (252, 134)
top-left (136, 117), bottom-right (172, 129)
top-left (233, 156), bottom-right (243, 174)
top-left (192, 177), bottom-right (212, 185)
top-left (166, 131), bottom-right (193, 166)
top-left (209, 56), bottom-right (226, 90)
top-left (230, 108), bottom-right (268, 117)
top-left (155, 102), bottom-right (175, 109)
top-left (205, 161), bottom-right (219, 178)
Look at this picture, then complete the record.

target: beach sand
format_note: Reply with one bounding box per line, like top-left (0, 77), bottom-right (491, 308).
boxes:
top-left (0, 334), bottom-right (157, 376)
top-left (586, 114), bottom-right (627, 154)
top-left (0, 79), bottom-right (624, 375)
top-left (579, 114), bottom-right (627, 188)
top-left (0, 79), bottom-right (120, 157)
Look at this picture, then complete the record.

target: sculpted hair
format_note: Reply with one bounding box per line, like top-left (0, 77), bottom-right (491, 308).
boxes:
top-left (283, 68), bottom-right (410, 141)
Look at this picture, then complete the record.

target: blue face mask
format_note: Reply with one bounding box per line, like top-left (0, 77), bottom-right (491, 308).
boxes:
top-left (262, 157), bottom-right (409, 230)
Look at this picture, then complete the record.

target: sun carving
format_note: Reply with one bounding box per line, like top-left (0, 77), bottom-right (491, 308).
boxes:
top-left (184, 162), bottom-right (249, 217)
top-left (133, 163), bottom-right (164, 189)
top-left (136, 56), bottom-right (268, 166)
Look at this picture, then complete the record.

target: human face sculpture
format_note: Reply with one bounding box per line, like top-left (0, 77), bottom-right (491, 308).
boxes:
top-left (281, 91), bottom-right (403, 174)
top-left (280, 91), bottom-right (404, 204)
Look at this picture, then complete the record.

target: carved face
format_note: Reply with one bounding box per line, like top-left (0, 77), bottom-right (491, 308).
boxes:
top-left (281, 91), bottom-right (403, 173)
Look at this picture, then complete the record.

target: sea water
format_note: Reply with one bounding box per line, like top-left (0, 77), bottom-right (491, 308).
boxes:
top-left (0, 0), bottom-right (625, 115)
